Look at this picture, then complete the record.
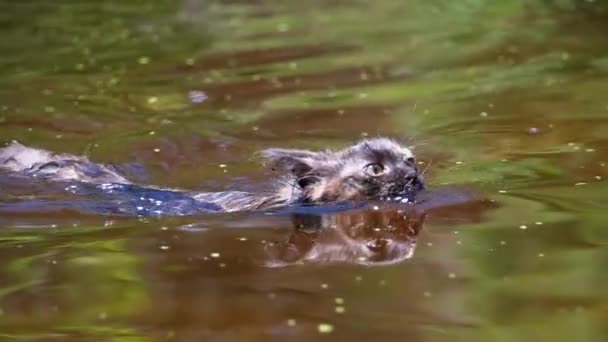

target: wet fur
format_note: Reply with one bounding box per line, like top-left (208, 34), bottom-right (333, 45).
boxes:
top-left (0, 138), bottom-right (423, 212)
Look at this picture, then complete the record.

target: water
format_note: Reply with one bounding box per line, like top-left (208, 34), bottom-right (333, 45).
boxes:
top-left (1, 0), bottom-right (608, 340)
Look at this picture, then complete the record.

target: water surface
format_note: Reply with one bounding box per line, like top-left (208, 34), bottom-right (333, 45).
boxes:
top-left (1, 1), bottom-right (607, 341)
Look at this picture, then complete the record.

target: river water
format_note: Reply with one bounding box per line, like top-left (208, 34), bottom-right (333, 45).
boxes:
top-left (0, 1), bottom-right (607, 341)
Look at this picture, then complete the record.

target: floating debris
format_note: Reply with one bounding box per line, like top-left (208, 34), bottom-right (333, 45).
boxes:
top-left (210, 252), bottom-right (220, 258)
top-left (528, 127), bottom-right (540, 134)
top-left (317, 323), bottom-right (334, 334)
top-left (189, 90), bottom-right (208, 104)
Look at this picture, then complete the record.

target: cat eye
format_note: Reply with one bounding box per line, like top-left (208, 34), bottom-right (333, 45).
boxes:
top-left (406, 157), bottom-right (415, 164)
top-left (364, 163), bottom-right (385, 176)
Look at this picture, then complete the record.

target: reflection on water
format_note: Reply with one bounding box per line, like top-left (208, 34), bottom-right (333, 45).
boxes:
top-left (1, 0), bottom-right (608, 340)
top-left (265, 206), bottom-right (425, 267)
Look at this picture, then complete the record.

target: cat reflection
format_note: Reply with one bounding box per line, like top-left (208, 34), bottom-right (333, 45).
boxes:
top-left (263, 205), bottom-right (425, 267)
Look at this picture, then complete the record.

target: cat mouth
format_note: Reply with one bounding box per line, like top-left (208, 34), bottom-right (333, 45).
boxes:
top-left (379, 176), bottom-right (425, 203)
top-left (409, 176), bottom-right (425, 191)
top-left (403, 174), bottom-right (425, 192)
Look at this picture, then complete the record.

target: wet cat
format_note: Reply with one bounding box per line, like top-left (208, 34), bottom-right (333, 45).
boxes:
top-left (0, 137), bottom-right (424, 214)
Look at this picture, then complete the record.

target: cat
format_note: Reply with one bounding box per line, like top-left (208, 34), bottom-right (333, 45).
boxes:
top-left (0, 137), bottom-right (424, 214)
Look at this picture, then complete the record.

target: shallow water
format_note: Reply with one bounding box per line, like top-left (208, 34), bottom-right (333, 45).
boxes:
top-left (1, 0), bottom-right (608, 341)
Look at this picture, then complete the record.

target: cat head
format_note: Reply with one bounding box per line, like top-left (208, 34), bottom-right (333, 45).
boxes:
top-left (261, 137), bottom-right (424, 204)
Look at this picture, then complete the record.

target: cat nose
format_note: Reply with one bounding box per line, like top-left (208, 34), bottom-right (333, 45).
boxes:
top-left (404, 169), bottom-right (424, 190)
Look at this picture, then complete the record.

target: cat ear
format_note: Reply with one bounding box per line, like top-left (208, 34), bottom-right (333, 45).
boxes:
top-left (259, 148), bottom-right (319, 179)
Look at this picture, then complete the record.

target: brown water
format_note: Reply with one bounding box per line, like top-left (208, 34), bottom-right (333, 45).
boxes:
top-left (1, 1), bottom-right (608, 341)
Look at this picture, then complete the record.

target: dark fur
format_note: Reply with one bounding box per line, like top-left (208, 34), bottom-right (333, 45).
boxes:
top-left (0, 138), bottom-right (423, 212)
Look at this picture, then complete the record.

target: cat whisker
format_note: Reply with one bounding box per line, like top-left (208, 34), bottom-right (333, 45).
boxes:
top-left (420, 160), bottom-right (432, 177)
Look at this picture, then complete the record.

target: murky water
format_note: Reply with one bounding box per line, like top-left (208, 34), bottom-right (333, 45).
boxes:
top-left (1, 1), bottom-right (608, 341)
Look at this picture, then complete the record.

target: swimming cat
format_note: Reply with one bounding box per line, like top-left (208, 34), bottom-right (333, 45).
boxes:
top-left (0, 137), bottom-right (424, 214)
